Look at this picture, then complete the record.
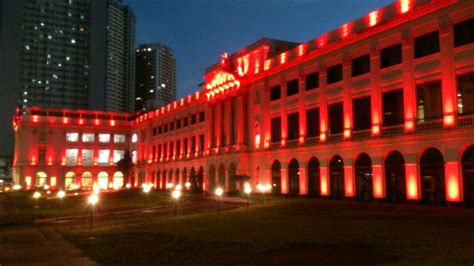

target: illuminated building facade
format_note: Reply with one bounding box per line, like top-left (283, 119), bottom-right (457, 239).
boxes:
top-left (13, 0), bottom-right (474, 206)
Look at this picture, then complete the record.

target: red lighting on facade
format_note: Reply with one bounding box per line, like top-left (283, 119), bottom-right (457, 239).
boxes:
top-left (264, 59), bottom-right (271, 71)
top-left (444, 114), bottom-right (455, 127)
top-left (30, 156), bottom-right (36, 165)
top-left (445, 162), bottom-right (461, 202)
top-left (405, 163), bottom-right (419, 200)
top-left (94, 119), bottom-right (100, 126)
top-left (372, 165), bottom-right (384, 198)
top-left (320, 167), bottom-right (329, 196)
top-left (205, 71), bottom-right (240, 100)
top-left (341, 23), bottom-right (350, 38)
top-left (372, 125), bottom-right (380, 136)
top-left (298, 44), bottom-right (305, 56)
top-left (344, 166), bottom-right (354, 197)
top-left (78, 118), bottom-right (84, 125)
top-left (369, 10), bottom-right (379, 27)
top-left (63, 117), bottom-right (69, 124)
top-left (255, 134), bottom-right (261, 149)
top-left (280, 52), bottom-right (287, 64)
top-left (110, 120), bottom-right (116, 126)
top-left (32, 115), bottom-right (39, 123)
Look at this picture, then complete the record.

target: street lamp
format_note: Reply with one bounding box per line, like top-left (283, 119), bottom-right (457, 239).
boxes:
top-left (184, 181), bottom-right (191, 191)
top-left (171, 190), bottom-right (181, 217)
top-left (175, 184), bottom-right (183, 191)
top-left (215, 187), bottom-right (223, 212)
top-left (244, 183), bottom-right (252, 208)
top-left (88, 194), bottom-right (99, 228)
top-left (33, 191), bottom-right (41, 207)
top-left (143, 184), bottom-right (151, 206)
top-left (57, 190), bottom-right (65, 214)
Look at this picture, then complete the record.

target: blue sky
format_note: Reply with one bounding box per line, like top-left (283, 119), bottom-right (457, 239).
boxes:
top-left (126, 0), bottom-right (394, 97)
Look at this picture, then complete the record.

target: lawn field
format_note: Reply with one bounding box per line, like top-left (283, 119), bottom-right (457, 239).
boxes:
top-left (57, 198), bottom-right (474, 265)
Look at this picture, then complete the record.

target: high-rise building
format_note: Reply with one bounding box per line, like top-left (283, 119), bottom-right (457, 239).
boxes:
top-left (0, 0), bottom-right (135, 157)
top-left (135, 43), bottom-right (176, 112)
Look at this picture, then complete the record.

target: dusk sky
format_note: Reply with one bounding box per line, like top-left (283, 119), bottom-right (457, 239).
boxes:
top-left (126, 0), bottom-right (393, 97)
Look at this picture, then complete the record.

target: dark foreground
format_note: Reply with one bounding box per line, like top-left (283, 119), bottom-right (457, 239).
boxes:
top-left (56, 198), bottom-right (474, 265)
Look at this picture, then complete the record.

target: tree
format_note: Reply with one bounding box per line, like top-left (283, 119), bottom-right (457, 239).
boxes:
top-left (116, 150), bottom-right (134, 184)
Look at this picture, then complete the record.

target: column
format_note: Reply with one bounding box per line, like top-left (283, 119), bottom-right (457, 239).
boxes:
top-left (263, 80), bottom-right (271, 149)
top-left (439, 20), bottom-right (457, 127)
top-left (281, 163), bottom-right (288, 194)
top-left (224, 169), bottom-right (229, 192)
top-left (206, 104), bottom-right (214, 153)
top-left (405, 153), bottom-right (420, 200)
top-left (298, 71), bottom-right (307, 144)
top-left (444, 148), bottom-right (462, 202)
top-left (319, 66), bottom-right (328, 143)
top-left (402, 33), bottom-right (416, 132)
top-left (319, 161), bottom-right (329, 196)
top-left (342, 55), bottom-right (353, 140)
top-left (236, 95), bottom-right (245, 148)
top-left (281, 79), bottom-right (288, 147)
top-left (264, 168), bottom-right (271, 188)
top-left (370, 44), bottom-right (382, 136)
top-left (215, 102), bottom-right (223, 150)
top-left (298, 163), bottom-right (308, 195)
top-left (371, 156), bottom-right (384, 199)
top-left (225, 99), bottom-right (232, 148)
top-left (343, 159), bottom-right (354, 197)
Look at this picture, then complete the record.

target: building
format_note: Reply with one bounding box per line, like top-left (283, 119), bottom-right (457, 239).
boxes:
top-left (0, 0), bottom-right (135, 157)
top-left (135, 43), bottom-right (176, 112)
top-left (12, 0), bottom-right (474, 207)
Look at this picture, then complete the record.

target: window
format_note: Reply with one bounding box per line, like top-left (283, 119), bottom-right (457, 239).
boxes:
top-left (114, 134), bottom-right (125, 143)
top-left (164, 124), bottom-right (168, 133)
top-left (66, 132), bottom-right (78, 142)
top-left (132, 150), bottom-right (137, 164)
top-left (417, 80), bottom-right (442, 121)
top-left (176, 120), bottom-right (181, 129)
top-left (82, 149), bottom-right (93, 166)
top-left (82, 133), bottom-right (94, 143)
top-left (170, 122), bottom-right (174, 131)
top-left (328, 102), bottom-right (343, 134)
top-left (176, 140), bottom-right (181, 156)
top-left (163, 143), bottom-right (167, 158)
top-left (169, 142), bottom-right (174, 157)
top-left (306, 108), bottom-right (320, 137)
top-left (383, 89), bottom-right (404, 127)
top-left (183, 117), bottom-right (188, 127)
top-left (152, 127), bottom-right (157, 136)
top-left (287, 112), bottom-right (299, 140)
top-left (327, 64), bottom-right (343, 84)
top-left (191, 114), bottom-right (197, 124)
top-left (98, 150), bottom-right (109, 165)
top-left (270, 85), bottom-right (281, 101)
top-left (98, 134), bottom-right (110, 143)
top-left (38, 147), bottom-right (46, 164)
top-left (351, 54), bottom-right (370, 77)
top-left (184, 139), bottom-right (188, 155)
top-left (457, 73), bottom-right (474, 115)
top-left (353, 96), bottom-right (371, 131)
top-left (199, 111), bottom-right (205, 122)
top-left (454, 18), bottom-right (474, 47)
top-left (271, 117), bottom-right (282, 143)
top-left (65, 149), bottom-right (78, 166)
top-left (158, 126), bottom-right (162, 134)
top-left (191, 136), bottom-right (196, 154)
top-left (286, 79), bottom-right (299, 96)
top-left (414, 31), bottom-right (440, 59)
top-left (305, 72), bottom-right (319, 91)
top-left (199, 134), bottom-right (205, 153)
top-left (381, 44), bottom-right (402, 68)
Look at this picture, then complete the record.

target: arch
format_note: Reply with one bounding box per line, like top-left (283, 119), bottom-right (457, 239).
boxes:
top-left (97, 171), bottom-right (109, 190)
top-left (329, 155), bottom-right (344, 199)
top-left (65, 171), bottom-right (76, 190)
top-left (218, 163), bottom-right (226, 188)
top-left (462, 145), bottom-right (474, 207)
top-left (113, 171), bottom-right (124, 190)
top-left (355, 153), bottom-right (373, 201)
top-left (228, 163), bottom-right (238, 194)
top-left (288, 158), bottom-right (300, 196)
top-left (420, 148), bottom-right (445, 205)
top-left (384, 150), bottom-right (406, 203)
top-left (197, 166), bottom-right (204, 193)
top-left (271, 160), bottom-right (282, 195)
top-left (82, 172), bottom-right (93, 190)
top-left (307, 157), bottom-right (320, 197)
top-left (35, 171), bottom-right (48, 187)
top-left (208, 165), bottom-right (216, 191)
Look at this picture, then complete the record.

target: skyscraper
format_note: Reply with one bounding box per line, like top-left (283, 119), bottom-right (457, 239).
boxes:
top-left (135, 43), bottom-right (176, 112)
top-left (0, 0), bottom-right (135, 157)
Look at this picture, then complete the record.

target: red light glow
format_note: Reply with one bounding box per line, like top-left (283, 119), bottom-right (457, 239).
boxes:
top-left (320, 167), bottom-right (329, 196)
top-left (445, 162), bottom-right (461, 202)
top-left (264, 59), bottom-right (272, 71)
top-left (444, 114), bottom-right (455, 127)
top-left (405, 163), bottom-right (419, 200)
top-left (372, 125), bottom-right (380, 136)
top-left (32, 115), bottom-right (39, 123)
top-left (255, 134), bottom-right (261, 149)
top-left (78, 118), bottom-right (84, 125)
top-left (369, 10), bottom-right (378, 27)
top-left (344, 166), bottom-right (354, 197)
top-left (63, 117), bottom-right (69, 124)
top-left (25, 176), bottom-right (32, 188)
top-left (400, 0), bottom-right (411, 13)
top-left (341, 23), bottom-right (350, 38)
top-left (110, 120), bottom-right (116, 126)
top-left (280, 52), bottom-right (287, 64)
top-left (372, 165), bottom-right (384, 198)
top-left (94, 119), bottom-right (100, 126)
top-left (298, 44), bottom-right (305, 56)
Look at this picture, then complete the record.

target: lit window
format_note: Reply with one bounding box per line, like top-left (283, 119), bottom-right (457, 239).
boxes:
top-left (98, 134), bottom-right (110, 143)
top-left (132, 150), bottom-right (137, 163)
top-left (82, 133), bottom-right (94, 142)
top-left (66, 133), bottom-right (79, 142)
top-left (82, 149), bottom-right (93, 166)
top-left (65, 149), bottom-right (78, 166)
top-left (131, 133), bottom-right (137, 143)
top-left (98, 150), bottom-right (110, 165)
top-left (114, 134), bottom-right (125, 143)
top-left (113, 150), bottom-right (125, 163)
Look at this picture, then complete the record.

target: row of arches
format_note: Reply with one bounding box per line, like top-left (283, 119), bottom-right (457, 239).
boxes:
top-left (150, 166), bottom-right (204, 193)
top-left (32, 171), bottom-right (124, 190)
top-left (270, 146), bottom-right (474, 206)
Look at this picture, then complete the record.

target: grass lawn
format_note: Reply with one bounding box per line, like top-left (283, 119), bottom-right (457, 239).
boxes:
top-left (6, 189), bottom-right (174, 220)
top-left (57, 198), bottom-right (474, 265)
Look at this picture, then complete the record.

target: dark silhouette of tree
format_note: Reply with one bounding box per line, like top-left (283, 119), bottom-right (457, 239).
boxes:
top-left (116, 150), bottom-right (133, 182)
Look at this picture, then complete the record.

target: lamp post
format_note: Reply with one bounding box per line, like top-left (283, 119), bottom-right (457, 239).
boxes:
top-left (57, 190), bottom-right (65, 214)
top-left (33, 191), bottom-right (41, 208)
top-left (215, 187), bottom-right (223, 212)
top-left (171, 190), bottom-right (181, 217)
top-left (88, 194), bottom-right (99, 229)
top-left (143, 184), bottom-right (151, 206)
top-left (244, 183), bottom-right (252, 208)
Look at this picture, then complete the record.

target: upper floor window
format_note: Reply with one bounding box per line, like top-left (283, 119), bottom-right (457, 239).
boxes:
top-left (170, 122), bottom-right (174, 131)
top-left (306, 107), bottom-right (320, 137)
top-left (164, 124), bottom-right (168, 133)
top-left (199, 111), bottom-right (205, 122)
top-left (82, 149), bottom-right (93, 166)
top-left (176, 119), bottom-right (181, 129)
top-left (327, 64), bottom-right (343, 84)
top-left (98, 134), bottom-right (110, 143)
top-left (417, 80), bottom-right (442, 122)
top-left (287, 112), bottom-right (299, 140)
top-left (82, 133), bottom-right (94, 143)
top-left (270, 85), bottom-right (281, 101)
top-left (271, 116), bottom-right (282, 143)
top-left (381, 43), bottom-right (402, 68)
top-left (454, 18), bottom-right (474, 47)
top-left (158, 126), bottom-right (162, 134)
top-left (131, 133), bottom-right (138, 143)
top-left (305, 72), bottom-right (319, 91)
top-left (191, 114), bottom-right (197, 124)
top-left (113, 150), bottom-right (125, 163)
top-left (65, 149), bottom-right (78, 166)
top-left (286, 79), bottom-right (299, 97)
top-left (183, 117), bottom-right (189, 127)
top-left (152, 127), bottom-right (157, 136)
top-left (38, 147), bottom-right (46, 164)
top-left (353, 96), bottom-right (371, 131)
top-left (457, 72), bottom-right (474, 115)
top-left (66, 132), bottom-right (78, 142)
top-left (383, 89), bottom-right (404, 127)
top-left (114, 134), bottom-right (125, 143)
top-left (351, 54), bottom-right (370, 77)
top-left (328, 102), bottom-right (343, 134)
top-left (98, 150), bottom-right (109, 165)
top-left (414, 31), bottom-right (440, 59)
